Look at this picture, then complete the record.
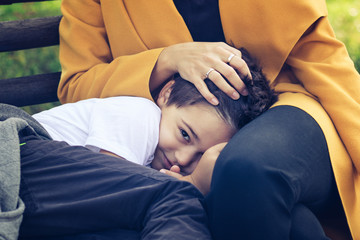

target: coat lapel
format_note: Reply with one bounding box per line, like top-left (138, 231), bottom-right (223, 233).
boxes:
top-left (123, 0), bottom-right (193, 49)
top-left (219, 0), bottom-right (327, 80)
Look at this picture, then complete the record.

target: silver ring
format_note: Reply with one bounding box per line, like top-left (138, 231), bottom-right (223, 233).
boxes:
top-left (227, 53), bottom-right (235, 63)
top-left (205, 68), bottom-right (215, 79)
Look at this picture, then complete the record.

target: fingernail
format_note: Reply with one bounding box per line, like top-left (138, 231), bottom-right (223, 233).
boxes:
top-left (211, 98), bottom-right (219, 105)
top-left (160, 169), bottom-right (166, 173)
top-left (232, 91), bottom-right (240, 99)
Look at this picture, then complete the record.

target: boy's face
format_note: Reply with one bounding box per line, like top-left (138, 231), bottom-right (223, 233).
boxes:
top-left (151, 81), bottom-right (235, 175)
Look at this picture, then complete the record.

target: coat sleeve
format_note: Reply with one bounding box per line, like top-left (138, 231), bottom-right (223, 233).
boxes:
top-left (58, 0), bottom-right (163, 103)
top-left (285, 16), bottom-right (360, 172)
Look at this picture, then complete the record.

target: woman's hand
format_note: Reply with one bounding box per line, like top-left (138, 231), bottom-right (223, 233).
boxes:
top-left (160, 142), bottom-right (227, 195)
top-left (151, 42), bottom-right (250, 105)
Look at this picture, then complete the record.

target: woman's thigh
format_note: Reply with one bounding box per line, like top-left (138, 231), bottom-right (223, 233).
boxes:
top-left (206, 105), bottom-right (337, 239)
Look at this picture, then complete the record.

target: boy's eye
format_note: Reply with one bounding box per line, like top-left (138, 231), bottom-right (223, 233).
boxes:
top-left (180, 129), bottom-right (190, 142)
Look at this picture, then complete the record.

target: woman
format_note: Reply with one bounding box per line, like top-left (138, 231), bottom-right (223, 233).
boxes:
top-left (58, 0), bottom-right (360, 239)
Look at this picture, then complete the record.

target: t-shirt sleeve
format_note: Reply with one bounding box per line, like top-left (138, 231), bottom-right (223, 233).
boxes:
top-left (85, 97), bottom-right (161, 166)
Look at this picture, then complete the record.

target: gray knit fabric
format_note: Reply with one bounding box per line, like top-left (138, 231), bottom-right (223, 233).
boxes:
top-left (0, 103), bottom-right (51, 240)
top-left (0, 118), bottom-right (27, 240)
top-left (0, 104), bottom-right (50, 140)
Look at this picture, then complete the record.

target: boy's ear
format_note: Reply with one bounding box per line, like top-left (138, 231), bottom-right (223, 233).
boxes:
top-left (156, 80), bottom-right (175, 108)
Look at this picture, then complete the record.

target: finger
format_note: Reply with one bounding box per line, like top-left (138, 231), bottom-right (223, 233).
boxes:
top-left (228, 55), bottom-right (251, 95)
top-left (215, 47), bottom-right (249, 96)
top-left (231, 55), bottom-right (251, 79)
top-left (217, 42), bottom-right (243, 58)
top-left (160, 169), bottom-right (183, 179)
top-left (209, 63), bottom-right (244, 99)
top-left (170, 165), bottom-right (181, 173)
top-left (193, 77), bottom-right (220, 105)
top-left (218, 45), bottom-right (251, 81)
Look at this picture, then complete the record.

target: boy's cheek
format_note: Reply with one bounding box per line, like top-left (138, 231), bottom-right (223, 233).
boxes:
top-left (151, 150), bottom-right (163, 170)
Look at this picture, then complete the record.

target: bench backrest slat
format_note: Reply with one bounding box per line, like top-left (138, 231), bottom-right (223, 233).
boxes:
top-left (0, 0), bottom-right (54, 5)
top-left (0, 73), bottom-right (60, 107)
top-left (0, 0), bottom-right (61, 107)
top-left (0, 16), bottom-right (62, 52)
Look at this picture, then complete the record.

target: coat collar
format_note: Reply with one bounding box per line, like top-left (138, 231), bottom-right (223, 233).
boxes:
top-left (123, 0), bottom-right (327, 80)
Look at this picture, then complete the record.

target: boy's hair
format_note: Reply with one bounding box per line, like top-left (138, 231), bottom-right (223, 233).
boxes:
top-left (166, 47), bottom-right (278, 131)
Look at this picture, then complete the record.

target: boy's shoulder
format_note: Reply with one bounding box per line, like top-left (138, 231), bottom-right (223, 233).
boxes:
top-left (94, 96), bottom-right (161, 122)
top-left (100, 96), bottom-right (160, 113)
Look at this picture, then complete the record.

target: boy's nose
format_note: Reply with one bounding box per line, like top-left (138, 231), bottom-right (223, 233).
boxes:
top-left (175, 147), bottom-right (197, 167)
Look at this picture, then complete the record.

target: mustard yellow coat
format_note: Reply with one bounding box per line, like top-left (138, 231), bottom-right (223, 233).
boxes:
top-left (58, 0), bottom-right (360, 238)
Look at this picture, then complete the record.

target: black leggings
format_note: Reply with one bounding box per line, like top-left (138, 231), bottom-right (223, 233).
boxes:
top-left (206, 106), bottom-right (341, 240)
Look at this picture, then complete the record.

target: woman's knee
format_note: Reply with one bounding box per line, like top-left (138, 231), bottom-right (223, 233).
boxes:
top-left (211, 105), bottom-right (332, 203)
top-left (210, 107), bottom-right (310, 196)
top-left (212, 144), bottom-right (280, 195)
top-left (213, 118), bottom-right (292, 185)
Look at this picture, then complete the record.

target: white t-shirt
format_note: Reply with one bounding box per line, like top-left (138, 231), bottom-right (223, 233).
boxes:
top-left (33, 97), bottom-right (161, 166)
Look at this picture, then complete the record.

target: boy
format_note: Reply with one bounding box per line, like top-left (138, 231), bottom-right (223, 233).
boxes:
top-left (32, 48), bottom-right (277, 180)
top-left (2, 48), bottom-right (276, 239)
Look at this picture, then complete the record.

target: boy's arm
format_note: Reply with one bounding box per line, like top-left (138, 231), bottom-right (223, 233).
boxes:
top-left (99, 149), bottom-right (126, 161)
top-left (161, 143), bottom-right (227, 195)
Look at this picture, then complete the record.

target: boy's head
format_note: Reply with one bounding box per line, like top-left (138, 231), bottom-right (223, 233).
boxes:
top-left (151, 48), bottom-right (278, 174)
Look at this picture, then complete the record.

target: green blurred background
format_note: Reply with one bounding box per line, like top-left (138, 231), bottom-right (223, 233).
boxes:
top-left (0, 0), bottom-right (359, 114)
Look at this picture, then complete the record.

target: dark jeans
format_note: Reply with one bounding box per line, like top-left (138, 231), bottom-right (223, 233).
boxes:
top-left (18, 134), bottom-right (211, 240)
top-left (206, 106), bottom-right (343, 240)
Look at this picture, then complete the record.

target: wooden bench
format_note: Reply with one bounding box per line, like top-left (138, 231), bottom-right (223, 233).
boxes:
top-left (0, 0), bottom-right (61, 107)
top-left (0, 1), bottom-right (353, 239)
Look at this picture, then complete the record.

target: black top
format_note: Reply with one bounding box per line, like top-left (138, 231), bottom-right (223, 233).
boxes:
top-left (173, 0), bottom-right (225, 42)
